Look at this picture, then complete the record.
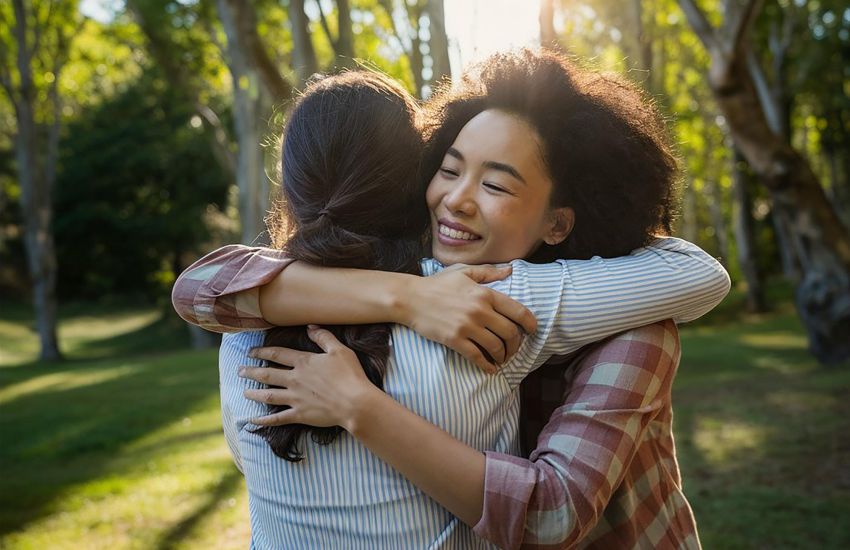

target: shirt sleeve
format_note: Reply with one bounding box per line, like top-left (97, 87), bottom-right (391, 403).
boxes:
top-left (497, 236), bottom-right (729, 385)
top-left (473, 321), bottom-right (680, 549)
top-left (171, 245), bottom-right (294, 333)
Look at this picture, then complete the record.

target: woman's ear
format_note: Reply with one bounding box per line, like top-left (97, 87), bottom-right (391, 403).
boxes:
top-left (544, 207), bottom-right (574, 246)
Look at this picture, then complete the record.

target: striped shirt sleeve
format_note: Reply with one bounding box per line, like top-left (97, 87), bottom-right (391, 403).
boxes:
top-left (474, 321), bottom-right (682, 549)
top-left (497, 236), bottom-right (729, 386)
top-left (171, 245), bottom-right (294, 333)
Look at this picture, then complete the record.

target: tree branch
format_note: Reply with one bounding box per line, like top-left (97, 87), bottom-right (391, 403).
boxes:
top-left (32, 0), bottom-right (54, 59)
top-left (376, 0), bottom-right (412, 57)
top-left (677, 0), bottom-right (721, 53)
top-left (222, 0), bottom-right (292, 101)
top-left (746, 49), bottom-right (781, 136)
top-left (314, 0), bottom-right (338, 53)
top-left (728, 0), bottom-right (763, 56)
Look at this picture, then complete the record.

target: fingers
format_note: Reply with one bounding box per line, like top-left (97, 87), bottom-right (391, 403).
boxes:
top-left (468, 326), bottom-right (507, 364)
top-left (239, 366), bottom-right (293, 387)
top-left (481, 313), bottom-right (523, 359)
top-left (461, 265), bottom-right (513, 284)
top-left (455, 340), bottom-right (497, 374)
top-left (305, 325), bottom-right (344, 353)
top-left (249, 346), bottom-right (312, 367)
top-left (490, 291), bottom-right (537, 334)
top-left (244, 387), bottom-right (294, 406)
top-left (250, 409), bottom-right (300, 427)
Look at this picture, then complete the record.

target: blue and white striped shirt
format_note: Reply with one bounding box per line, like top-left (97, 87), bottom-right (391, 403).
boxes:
top-left (219, 237), bottom-right (729, 549)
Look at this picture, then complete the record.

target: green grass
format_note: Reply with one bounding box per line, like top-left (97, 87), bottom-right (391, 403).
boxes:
top-left (0, 304), bottom-right (249, 549)
top-left (0, 290), bottom-right (848, 549)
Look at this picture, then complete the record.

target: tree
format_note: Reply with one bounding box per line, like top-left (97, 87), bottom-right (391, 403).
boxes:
top-left (0, 0), bottom-right (80, 361)
top-left (290, 0), bottom-right (319, 83)
top-left (54, 68), bottom-right (229, 301)
top-left (678, 0), bottom-right (850, 363)
top-left (216, 0), bottom-right (293, 245)
top-left (377, 0), bottom-right (452, 97)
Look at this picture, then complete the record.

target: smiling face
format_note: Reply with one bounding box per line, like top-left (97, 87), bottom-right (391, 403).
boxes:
top-left (425, 109), bottom-right (573, 266)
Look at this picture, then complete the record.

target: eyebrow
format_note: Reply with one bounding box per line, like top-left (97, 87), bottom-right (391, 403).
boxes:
top-left (446, 147), bottom-right (527, 185)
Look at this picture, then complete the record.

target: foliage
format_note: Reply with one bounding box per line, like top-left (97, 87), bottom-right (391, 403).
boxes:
top-left (53, 67), bottom-right (229, 299)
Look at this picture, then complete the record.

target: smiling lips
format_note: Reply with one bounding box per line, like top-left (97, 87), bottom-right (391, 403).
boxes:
top-left (437, 220), bottom-right (481, 244)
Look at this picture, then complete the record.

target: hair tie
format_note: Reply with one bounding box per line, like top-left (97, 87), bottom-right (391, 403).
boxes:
top-left (317, 208), bottom-right (333, 222)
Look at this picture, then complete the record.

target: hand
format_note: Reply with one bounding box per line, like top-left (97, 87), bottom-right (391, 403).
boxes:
top-left (240, 326), bottom-right (380, 429)
top-left (402, 265), bottom-right (537, 373)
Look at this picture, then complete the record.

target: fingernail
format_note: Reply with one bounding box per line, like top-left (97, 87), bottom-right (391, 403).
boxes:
top-left (238, 367), bottom-right (245, 376)
top-left (307, 324), bottom-right (319, 330)
top-left (248, 349), bottom-right (257, 358)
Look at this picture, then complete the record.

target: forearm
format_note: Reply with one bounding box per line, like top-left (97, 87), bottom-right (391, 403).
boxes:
top-left (553, 237), bottom-right (730, 348)
top-left (258, 263), bottom-right (418, 326)
top-left (344, 387), bottom-right (486, 527)
top-left (172, 244), bottom-right (291, 332)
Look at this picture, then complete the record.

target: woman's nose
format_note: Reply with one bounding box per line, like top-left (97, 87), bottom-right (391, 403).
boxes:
top-left (443, 179), bottom-right (477, 216)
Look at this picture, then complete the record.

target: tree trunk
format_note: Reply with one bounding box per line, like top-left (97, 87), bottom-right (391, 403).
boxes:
top-left (628, 0), bottom-right (653, 87)
top-left (679, 0), bottom-right (850, 363)
top-left (407, 3), bottom-right (425, 97)
top-left (336, 0), bottom-right (355, 68)
top-left (539, 0), bottom-right (558, 50)
top-left (129, 1), bottom-right (236, 179)
top-left (218, 0), bottom-right (271, 244)
top-left (289, 0), bottom-right (319, 85)
top-left (12, 0), bottom-right (62, 361)
top-left (732, 149), bottom-right (767, 312)
top-left (425, 0), bottom-right (451, 86)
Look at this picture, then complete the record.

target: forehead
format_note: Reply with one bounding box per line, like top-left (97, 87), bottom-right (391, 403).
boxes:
top-left (450, 110), bottom-right (543, 168)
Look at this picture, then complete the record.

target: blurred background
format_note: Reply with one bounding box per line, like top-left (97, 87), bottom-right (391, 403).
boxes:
top-left (1, 0), bottom-right (848, 548)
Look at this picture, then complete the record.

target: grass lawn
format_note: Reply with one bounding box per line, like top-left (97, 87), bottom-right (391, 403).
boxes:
top-left (1, 291), bottom-right (848, 549)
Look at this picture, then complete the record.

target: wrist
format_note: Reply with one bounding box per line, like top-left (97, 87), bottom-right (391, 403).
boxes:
top-left (385, 272), bottom-right (418, 327)
top-left (342, 384), bottom-right (389, 438)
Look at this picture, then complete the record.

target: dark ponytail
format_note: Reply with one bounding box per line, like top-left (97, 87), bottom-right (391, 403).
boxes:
top-left (254, 71), bottom-right (428, 462)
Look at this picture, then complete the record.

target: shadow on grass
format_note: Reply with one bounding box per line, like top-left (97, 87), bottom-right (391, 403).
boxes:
top-left (155, 468), bottom-right (244, 550)
top-left (0, 345), bottom-right (221, 537)
top-left (71, 314), bottom-right (194, 360)
top-left (672, 318), bottom-right (850, 549)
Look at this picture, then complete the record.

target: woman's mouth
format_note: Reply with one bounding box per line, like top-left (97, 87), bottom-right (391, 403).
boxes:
top-left (436, 221), bottom-right (481, 246)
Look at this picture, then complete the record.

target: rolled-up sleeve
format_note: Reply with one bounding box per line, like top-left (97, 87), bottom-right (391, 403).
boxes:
top-left (474, 321), bottom-right (680, 549)
top-left (171, 244), bottom-right (294, 333)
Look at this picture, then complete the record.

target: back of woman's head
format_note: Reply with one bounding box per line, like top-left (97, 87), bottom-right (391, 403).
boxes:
top-left (268, 70), bottom-right (428, 270)
top-left (259, 70), bottom-right (428, 462)
top-left (422, 48), bottom-right (679, 261)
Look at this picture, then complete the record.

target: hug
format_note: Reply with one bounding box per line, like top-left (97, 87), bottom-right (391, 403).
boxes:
top-left (173, 48), bottom-right (729, 549)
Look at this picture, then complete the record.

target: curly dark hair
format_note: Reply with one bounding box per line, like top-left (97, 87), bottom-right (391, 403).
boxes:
top-left (421, 48), bottom-right (680, 261)
top-left (257, 70), bottom-right (428, 462)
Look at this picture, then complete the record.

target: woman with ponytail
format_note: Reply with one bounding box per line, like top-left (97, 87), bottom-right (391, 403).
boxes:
top-left (252, 72), bottom-right (427, 461)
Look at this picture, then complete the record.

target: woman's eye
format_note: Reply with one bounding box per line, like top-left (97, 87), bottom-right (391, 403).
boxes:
top-left (439, 167), bottom-right (459, 177)
top-left (483, 182), bottom-right (508, 193)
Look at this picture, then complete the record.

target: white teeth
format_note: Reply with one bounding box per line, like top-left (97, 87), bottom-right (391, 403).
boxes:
top-left (439, 224), bottom-right (477, 241)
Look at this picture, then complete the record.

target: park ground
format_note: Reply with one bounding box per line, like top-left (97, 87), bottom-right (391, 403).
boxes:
top-left (1, 285), bottom-right (849, 549)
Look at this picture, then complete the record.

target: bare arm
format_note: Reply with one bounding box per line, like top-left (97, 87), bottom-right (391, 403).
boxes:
top-left (243, 326), bottom-right (487, 526)
top-left (243, 322), bottom-right (680, 545)
top-left (172, 245), bottom-right (536, 369)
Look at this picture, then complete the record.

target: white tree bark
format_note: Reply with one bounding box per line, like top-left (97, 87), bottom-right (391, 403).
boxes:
top-left (679, 0), bottom-right (850, 363)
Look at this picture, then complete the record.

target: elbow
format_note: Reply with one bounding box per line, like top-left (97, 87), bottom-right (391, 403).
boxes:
top-left (170, 276), bottom-right (199, 326)
top-left (522, 464), bottom-right (598, 549)
top-left (676, 262), bottom-right (732, 324)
